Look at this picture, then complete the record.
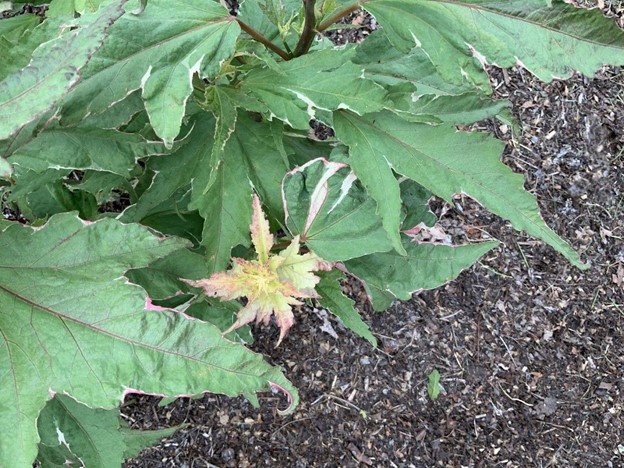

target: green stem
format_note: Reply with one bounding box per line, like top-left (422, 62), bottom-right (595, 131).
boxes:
top-left (236, 18), bottom-right (290, 61)
top-left (316, 2), bottom-right (362, 33)
top-left (292, 0), bottom-right (317, 58)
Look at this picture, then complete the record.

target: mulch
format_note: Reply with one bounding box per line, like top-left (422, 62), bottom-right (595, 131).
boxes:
top-left (4, 2), bottom-right (620, 466)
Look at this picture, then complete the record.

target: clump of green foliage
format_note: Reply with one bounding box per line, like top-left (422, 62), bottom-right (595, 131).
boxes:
top-left (1, 0), bottom-right (622, 465)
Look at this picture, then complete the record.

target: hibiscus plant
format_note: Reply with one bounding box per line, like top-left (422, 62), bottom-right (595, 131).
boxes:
top-left (1, 0), bottom-right (623, 465)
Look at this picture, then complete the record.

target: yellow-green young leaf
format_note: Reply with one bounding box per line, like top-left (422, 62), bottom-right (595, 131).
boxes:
top-left (272, 235), bottom-right (332, 294)
top-left (251, 194), bottom-right (273, 263)
top-left (190, 259), bottom-right (305, 346)
top-left (186, 195), bottom-right (330, 346)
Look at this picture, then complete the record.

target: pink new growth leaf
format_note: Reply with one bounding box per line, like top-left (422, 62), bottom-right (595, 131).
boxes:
top-left (186, 196), bottom-right (332, 346)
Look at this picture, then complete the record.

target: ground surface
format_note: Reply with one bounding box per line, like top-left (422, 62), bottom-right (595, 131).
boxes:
top-left (123, 4), bottom-right (624, 467)
top-left (1, 3), bottom-right (621, 468)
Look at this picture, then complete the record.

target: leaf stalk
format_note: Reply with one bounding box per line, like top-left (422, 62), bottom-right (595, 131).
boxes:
top-left (317, 2), bottom-right (362, 33)
top-left (292, 0), bottom-right (317, 58)
top-left (236, 18), bottom-right (290, 61)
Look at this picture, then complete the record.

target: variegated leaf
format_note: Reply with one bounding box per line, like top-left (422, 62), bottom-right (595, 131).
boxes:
top-left (282, 157), bottom-right (396, 260)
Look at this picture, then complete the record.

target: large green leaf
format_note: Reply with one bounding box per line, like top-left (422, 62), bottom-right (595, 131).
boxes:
top-left (402, 92), bottom-right (510, 125)
top-left (400, 179), bottom-right (436, 230)
top-left (185, 299), bottom-right (253, 344)
top-left (0, 109), bottom-right (52, 161)
top-left (0, 18), bottom-right (62, 81)
top-left (282, 157), bottom-right (395, 261)
top-left (0, 218), bottom-right (13, 231)
top-left (60, 0), bottom-right (241, 147)
top-left (190, 139), bottom-right (254, 274)
top-left (345, 238), bottom-right (497, 310)
top-left (76, 90), bottom-right (145, 130)
top-left (72, 170), bottom-right (134, 204)
top-left (364, 0), bottom-right (624, 86)
top-left (0, 13), bottom-right (40, 42)
top-left (0, 213), bottom-right (298, 467)
top-left (240, 48), bottom-right (387, 129)
top-left (203, 86), bottom-right (243, 187)
top-left (121, 111), bottom-right (288, 274)
top-left (5, 169), bottom-right (67, 201)
top-left (330, 112), bottom-right (405, 257)
top-left (119, 114), bottom-right (216, 224)
top-left (351, 25), bottom-right (517, 124)
top-left (190, 114), bottom-right (291, 273)
top-left (230, 114), bottom-right (290, 221)
top-left (8, 128), bottom-right (171, 176)
top-left (283, 132), bottom-right (335, 167)
top-left (126, 248), bottom-right (209, 306)
top-left (121, 419), bottom-right (181, 461)
top-left (125, 249), bottom-right (253, 342)
top-left (36, 394), bottom-right (180, 467)
top-left (334, 110), bottom-right (588, 269)
top-left (139, 206), bottom-right (205, 244)
top-left (0, 1), bottom-right (127, 140)
top-left (237, 0), bottom-right (282, 44)
top-left (255, 0), bottom-right (303, 33)
top-left (47, 0), bottom-right (112, 16)
top-left (15, 179), bottom-right (99, 220)
top-left (199, 85), bottom-right (270, 193)
top-left (353, 31), bottom-right (484, 94)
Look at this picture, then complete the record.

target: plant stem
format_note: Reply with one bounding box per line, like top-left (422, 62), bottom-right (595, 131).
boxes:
top-left (236, 18), bottom-right (290, 61)
top-left (292, 0), bottom-right (317, 58)
top-left (316, 2), bottom-right (362, 33)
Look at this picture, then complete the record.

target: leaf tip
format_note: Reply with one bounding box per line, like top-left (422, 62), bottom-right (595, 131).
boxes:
top-left (144, 297), bottom-right (168, 311)
top-left (576, 258), bottom-right (591, 271)
top-left (269, 381), bottom-right (298, 416)
top-left (250, 194), bottom-right (273, 262)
